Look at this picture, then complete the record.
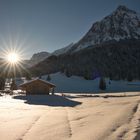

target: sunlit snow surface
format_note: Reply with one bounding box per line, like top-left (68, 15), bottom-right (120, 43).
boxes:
top-left (42, 73), bottom-right (140, 93)
top-left (15, 72), bottom-right (140, 93)
top-left (0, 93), bottom-right (140, 140)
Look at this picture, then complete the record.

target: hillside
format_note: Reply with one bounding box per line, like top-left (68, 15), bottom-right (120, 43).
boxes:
top-left (31, 39), bottom-right (140, 80)
top-left (30, 5), bottom-right (140, 80)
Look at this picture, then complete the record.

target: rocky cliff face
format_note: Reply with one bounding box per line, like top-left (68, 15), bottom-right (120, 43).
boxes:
top-left (68, 5), bottom-right (140, 52)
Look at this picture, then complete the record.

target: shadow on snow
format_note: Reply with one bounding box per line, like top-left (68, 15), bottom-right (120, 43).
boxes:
top-left (13, 94), bottom-right (81, 107)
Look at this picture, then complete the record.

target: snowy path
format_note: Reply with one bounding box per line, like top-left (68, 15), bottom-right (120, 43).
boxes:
top-left (0, 93), bottom-right (140, 140)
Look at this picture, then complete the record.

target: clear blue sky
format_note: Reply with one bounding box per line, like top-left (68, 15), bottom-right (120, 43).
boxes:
top-left (0, 0), bottom-right (139, 58)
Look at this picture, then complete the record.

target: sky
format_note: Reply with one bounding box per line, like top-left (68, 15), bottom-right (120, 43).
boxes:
top-left (0, 0), bottom-right (139, 59)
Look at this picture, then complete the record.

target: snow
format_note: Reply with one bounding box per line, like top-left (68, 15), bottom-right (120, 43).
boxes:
top-left (0, 92), bottom-right (140, 140)
top-left (40, 73), bottom-right (140, 93)
top-left (52, 43), bottom-right (74, 56)
top-left (24, 6), bottom-right (140, 56)
top-left (72, 6), bottom-right (140, 53)
top-left (75, 43), bottom-right (91, 52)
top-left (14, 73), bottom-right (140, 93)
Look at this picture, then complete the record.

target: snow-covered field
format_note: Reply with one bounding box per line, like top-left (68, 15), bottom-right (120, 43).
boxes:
top-left (0, 92), bottom-right (140, 140)
top-left (41, 73), bottom-right (140, 93)
top-left (15, 73), bottom-right (140, 93)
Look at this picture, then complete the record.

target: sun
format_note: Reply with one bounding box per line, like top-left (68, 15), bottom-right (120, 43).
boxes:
top-left (6, 52), bottom-right (20, 64)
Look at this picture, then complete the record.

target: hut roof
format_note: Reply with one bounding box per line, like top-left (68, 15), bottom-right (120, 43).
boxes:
top-left (19, 78), bottom-right (56, 88)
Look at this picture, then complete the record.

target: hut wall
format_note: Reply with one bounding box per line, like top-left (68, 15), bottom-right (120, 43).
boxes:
top-left (25, 81), bottom-right (50, 95)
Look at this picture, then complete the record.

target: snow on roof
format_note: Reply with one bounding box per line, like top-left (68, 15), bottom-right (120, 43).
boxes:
top-left (19, 78), bottom-right (56, 87)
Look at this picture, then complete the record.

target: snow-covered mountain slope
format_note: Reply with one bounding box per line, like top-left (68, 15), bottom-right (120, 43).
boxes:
top-left (69, 5), bottom-right (140, 52)
top-left (24, 44), bottom-right (74, 67)
top-left (24, 52), bottom-right (50, 67)
top-left (30, 5), bottom-right (140, 80)
top-left (28, 6), bottom-right (140, 64)
top-left (52, 43), bottom-right (74, 56)
top-left (30, 51), bottom-right (50, 62)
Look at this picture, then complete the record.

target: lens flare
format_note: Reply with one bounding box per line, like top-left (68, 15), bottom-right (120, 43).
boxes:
top-left (0, 34), bottom-right (30, 77)
top-left (6, 52), bottom-right (20, 64)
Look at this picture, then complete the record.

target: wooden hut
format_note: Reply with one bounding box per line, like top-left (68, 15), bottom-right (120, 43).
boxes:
top-left (19, 78), bottom-right (56, 95)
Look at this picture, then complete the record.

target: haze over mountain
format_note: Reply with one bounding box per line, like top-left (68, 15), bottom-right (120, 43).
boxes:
top-left (51, 43), bottom-right (74, 56)
top-left (25, 52), bottom-right (50, 68)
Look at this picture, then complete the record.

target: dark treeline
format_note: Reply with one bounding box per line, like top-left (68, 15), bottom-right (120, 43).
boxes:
top-left (30, 39), bottom-right (140, 81)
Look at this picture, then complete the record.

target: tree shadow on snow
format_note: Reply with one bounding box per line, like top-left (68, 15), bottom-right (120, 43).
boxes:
top-left (13, 95), bottom-right (81, 107)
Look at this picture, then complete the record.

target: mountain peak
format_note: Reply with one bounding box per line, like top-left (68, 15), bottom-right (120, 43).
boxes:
top-left (31, 51), bottom-right (50, 61)
top-left (69, 5), bottom-right (140, 52)
top-left (117, 5), bottom-right (130, 11)
top-left (115, 5), bottom-right (136, 14)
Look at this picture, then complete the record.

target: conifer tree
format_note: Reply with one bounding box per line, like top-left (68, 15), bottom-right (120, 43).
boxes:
top-left (47, 74), bottom-right (51, 81)
top-left (127, 71), bottom-right (133, 82)
top-left (99, 77), bottom-right (106, 90)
